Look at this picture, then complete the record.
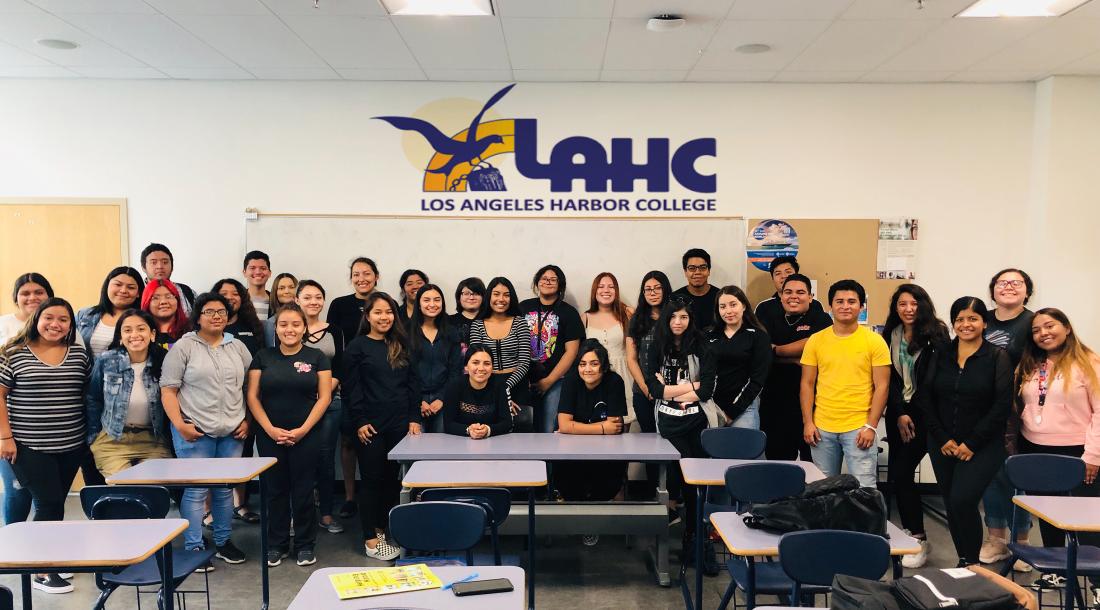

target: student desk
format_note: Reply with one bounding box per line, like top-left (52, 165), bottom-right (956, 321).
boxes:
top-left (709, 512), bottom-right (920, 609)
top-left (1013, 495), bottom-right (1100, 610)
top-left (401, 460), bottom-right (544, 610)
top-left (390, 432), bottom-right (681, 587)
top-left (106, 457), bottom-right (277, 610)
top-left (288, 566), bottom-right (525, 609)
top-left (0, 518), bottom-right (187, 610)
top-left (679, 458), bottom-right (826, 610)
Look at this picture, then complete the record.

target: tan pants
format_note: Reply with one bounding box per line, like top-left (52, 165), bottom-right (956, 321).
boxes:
top-left (90, 430), bottom-right (173, 477)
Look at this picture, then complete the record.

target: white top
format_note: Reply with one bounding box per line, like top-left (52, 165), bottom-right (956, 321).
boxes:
top-left (584, 317), bottom-right (634, 423)
top-left (0, 313), bottom-right (26, 344)
top-left (89, 320), bottom-right (114, 356)
top-left (126, 360), bottom-right (151, 427)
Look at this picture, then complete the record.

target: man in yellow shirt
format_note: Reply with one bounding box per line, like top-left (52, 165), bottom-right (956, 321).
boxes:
top-left (799, 280), bottom-right (891, 487)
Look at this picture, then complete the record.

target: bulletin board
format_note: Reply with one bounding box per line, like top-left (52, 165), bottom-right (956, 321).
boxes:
top-left (744, 218), bottom-right (909, 327)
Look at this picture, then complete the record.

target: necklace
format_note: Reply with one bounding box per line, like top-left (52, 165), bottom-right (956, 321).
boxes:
top-left (784, 312), bottom-right (806, 327)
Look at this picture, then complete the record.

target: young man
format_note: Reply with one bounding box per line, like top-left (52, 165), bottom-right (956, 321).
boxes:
top-left (140, 243), bottom-right (196, 316)
top-left (520, 264), bottom-right (584, 433)
top-left (243, 250), bottom-right (273, 320)
top-left (799, 279), bottom-right (891, 487)
top-left (759, 274), bottom-right (832, 460)
top-left (753, 256), bottom-right (824, 326)
top-left (673, 248), bottom-right (718, 331)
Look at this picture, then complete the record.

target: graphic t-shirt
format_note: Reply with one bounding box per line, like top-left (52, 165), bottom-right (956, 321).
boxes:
top-left (983, 308), bottom-right (1033, 366)
top-left (520, 298), bottom-right (584, 380)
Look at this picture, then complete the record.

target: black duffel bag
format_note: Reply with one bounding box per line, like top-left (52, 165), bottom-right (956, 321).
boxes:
top-left (831, 574), bottom-right (905, 610)
top-left (893, 569), bottom-right (1020, 610)
top-left (743, 474), bottom-right (888, 536)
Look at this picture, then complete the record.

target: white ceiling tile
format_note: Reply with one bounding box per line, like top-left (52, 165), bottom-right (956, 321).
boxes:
top-left (970, 18), bottom-right (1100, 72)
top-left (946, 70), bottom-right (1044, 81)
top-left (695, 20), bottom-right (830, 70)
top-left (28, 0), bottom-right (155, 13)
top-left (392, 16), bottom-right (509, 69)
top-left (145, 0), bottom-right (271, 16)
top-left (172, 15), bottom-right (327, 68)
top-left (71, 66), bottom-right (167, 77)
top-left (1056, 49), bottom-right (1100, 73)
top-left (613, 0), bottom-right (735, 20)
top-left (599, 68), bottom-right (688, 81)
top-left (58, 13), bottom-right (236, 68)
top-left (336, 67), bottom-right (425, 79)
top-left (773, 70), bottom-right (864, 82)
top-left (261, 0), bottom-right (386, 16)
top-left (786, 19), bottom-right (940, 71)
top-left (603, 18), bottom-right (716, 70)
top-left (282, 15), bottom-right (418, 69)
top-left (0, 11), bottom-right (146, 66)
top-left (879, 18), bottom-right (1047, 71)
top-left (859, 70), bottom-right (953, 82)
top-left (687, 69), bottom-right (775, 81)
top-left (160, 65), bottom-right (255, 78)
top-left (502, 18), bottom-right (608, 69)
top-left (423, 67), bottom-right (513, 80)
top-left (729, 0), bottom-right (855, 20)
top-left (496, 0), bottom-right (612, 19)
top-left (0, 1), bottom-right (43, 13)
top-left (247, 66), bottom-right (338, 78)
top-left (0, 65), bottom-right (76, 76)
top-left (512, 68), bottom-right (598, 80)
top-left (841, 0), bottom-right (974, 19)
top-left (0, 39), bottom-right (50, 66)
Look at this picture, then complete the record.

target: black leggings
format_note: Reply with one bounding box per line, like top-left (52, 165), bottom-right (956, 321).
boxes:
top-left (664, 421), bottom-right (706, 536)
top-left (928, 441), bottom-right (1004, 564)
top-left (10, 443), bottom-right (85, 522)
top-left (1018, 437), bottom-right (1100, 550)
top-left (256, 429), bottom-right (321, 553)
top-left (886, 412), bottom-right (928, 536)
top-left (760, 392), bottom-right (810, 461)
top-left (354, 426), bottom-right (406, 539)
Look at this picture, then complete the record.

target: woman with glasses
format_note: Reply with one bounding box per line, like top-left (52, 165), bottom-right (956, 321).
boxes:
top-left (626, 271), bottom-right (672, 495)
top-left (141, 279), bottom-right (190, 351)
top-left (521, 265), bottom-right (584, 433)
top-left (450, 277), bottom-right (485, 354)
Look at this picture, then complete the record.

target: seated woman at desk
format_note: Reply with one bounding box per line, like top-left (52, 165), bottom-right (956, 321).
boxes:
top-left (555, 340), bottom-right (628, 539)
top-left (441, 344), bottom-right (513, 439)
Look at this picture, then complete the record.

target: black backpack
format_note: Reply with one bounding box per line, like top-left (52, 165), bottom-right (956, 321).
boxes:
top-left (743, 474), bottom-right (888, 537)
top-left (830, 572), bottom-right (1023, 610)
top-left (831, 574), bottom-right (904, 610)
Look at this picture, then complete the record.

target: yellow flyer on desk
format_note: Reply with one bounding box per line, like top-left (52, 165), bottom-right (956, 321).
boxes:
top-left (329, 564), bottom-right (442, 600)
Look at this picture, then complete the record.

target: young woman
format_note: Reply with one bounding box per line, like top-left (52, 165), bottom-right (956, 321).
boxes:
top-left (76, 266), bottom-right (145, 356)
top-left (708, 286), bottom-right (771, 429)
top-left (0, 297), bottom-right (90, 594)
top-left (263, 273), bottom-right (299, 347)
top-left (920, 297), bottom-right (1012, 567)
top-left (582, 273), bottom-right (634, 424)
top-left (343, 292), bottom-right (422, 562)
top-left (397, 269), bottom-right (429, 329)
top-left (880, 284), bottom-right (949, 569)
top-left (441, 344), bottom-right (513, 438)
top-left (1015, 308), bottom-right (1100, 590)
top-left (521, 265), bottom-right (584, 433)
top-left (85, 309), bottom-right (173, 477)
top-left (0, 273), bottom-right (54, 527)
top-left (468, 277), bottom-right (533, 431)
top-left (141, 279), bottom-right (189, 350)
top-left (410, 284), bottom-right (462, 433)
top-left (296, 280), bottom-right (346, 534)
top-left (160, 293), bottom-right (253, 570)
top-left (450, 277), bottom-right (485, 354)
top-left (626, 271), bottom-right (671, 495)
top-left (212, 278), bottom-right (263, 356)
top-left (646, 297), bottom-right (716, 548)
top-left (248, 305), bottom-right (332, 568)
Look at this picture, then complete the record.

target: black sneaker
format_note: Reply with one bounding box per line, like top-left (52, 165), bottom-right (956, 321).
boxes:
top-left (296, 549), bottom-right (317, 566)
top-left (266, 549), bottom-right (288, 567)
top-left (192, 548), bottom-right (215, 573)
top-left (1035, 574), bottom-right (1067, 589)
top-left (215, 540), bottom-right (247, 564)
top-left (338, 500), bottom-right (358, 519)
top-left (32, 574), bottom-right (73, 594)
top-left (668, 507), bottom-right (682, 527)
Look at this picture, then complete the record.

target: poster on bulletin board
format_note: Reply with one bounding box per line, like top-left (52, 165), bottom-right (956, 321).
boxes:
top-left (746, 219), bottom-right (799, 272)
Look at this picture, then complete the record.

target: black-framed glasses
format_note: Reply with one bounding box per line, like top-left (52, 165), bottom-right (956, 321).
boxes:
top-left (685, 264), bottom-right (710, 273)
top-left (201, 309), bottom-right (228, 318)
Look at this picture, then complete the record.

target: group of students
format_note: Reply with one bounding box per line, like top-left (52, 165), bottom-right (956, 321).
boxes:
top-left (0, 243), bottom-right (1097, 597)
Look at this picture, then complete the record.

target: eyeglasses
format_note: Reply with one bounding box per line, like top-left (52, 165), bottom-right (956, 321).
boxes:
top-left (642, 287), bottom-right (663, 294)
top-left (538, 277), bottom-right (558, 285)
top-left (995, 280), bottom-right (1025, 289)
top-left (201, 309), bottom-right (228, 318)
top-left (150, 294), bottom-right (177, 303)
top-left (686, 264), bottom-right (710, 273)
top-left (460, 290), bottom-right (480, 298)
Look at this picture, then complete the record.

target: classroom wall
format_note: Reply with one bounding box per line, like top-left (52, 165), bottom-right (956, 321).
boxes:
top-left (0, 77), bottom-right (1090, 338)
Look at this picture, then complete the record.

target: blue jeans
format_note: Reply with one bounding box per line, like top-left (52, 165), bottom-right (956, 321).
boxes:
top-left (315, 397), bottom-right (342, 518)
top-left (728, 397), bottom-right (761, 430)
top-left (538, 378), bottom-right (564, 433)
top-left (1, 458), bottom-right (32, 525)
top-left (982, 465), bottom-right (1032, 533)
top-left (171, 428), bottom-right (243, 550)
top-left (811, 427), bottom-right (878, 487)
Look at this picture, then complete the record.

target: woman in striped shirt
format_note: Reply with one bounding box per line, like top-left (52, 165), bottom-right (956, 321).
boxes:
top-left (467, 277), bottom-right (533, 431)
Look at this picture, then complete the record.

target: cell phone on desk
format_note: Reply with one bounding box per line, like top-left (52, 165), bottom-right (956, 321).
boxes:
top-left (450, 578), bottom-right (514, 596)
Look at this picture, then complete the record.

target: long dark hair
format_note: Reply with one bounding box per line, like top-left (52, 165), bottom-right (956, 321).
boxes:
top-left (479, 277), bottom-right (522, 319)
top-left (628, 270), bottom-right (672, 342)
top-left (713, 285), bottom-right (765, 333)
top-left (92, 266), bottom-right (145, 315)
top-left (881, 284), bottom-right (949, 355)
top-left (1017, 307), bottom-right (1100, 395)
top-left (211, 278), bottom-right (263, 338)
top-left (107, 308), bottom-right (165, 378)
top-left (11, 272), bottom-right (54, 303)
top-left (653, 296), bottom-right (702, 359)
top-left (398, 269), bottom-right (429, 306)
top-left (1, 297), bottom-right (79, 362)
top-left (409, 284), bottom-right (450, 355)
top-left (359, 292), bottom-right (409, 368)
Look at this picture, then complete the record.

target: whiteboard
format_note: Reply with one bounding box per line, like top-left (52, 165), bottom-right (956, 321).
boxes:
top-left (245, 215), bottom-right (746, 316)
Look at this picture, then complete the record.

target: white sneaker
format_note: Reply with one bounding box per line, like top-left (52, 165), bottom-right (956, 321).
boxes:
top-left (1090, 585), bottom-right (1099, 609)
top-left (902, 538), bottom-right (930, 569)
top-left (58, 573), bottom-right (74, 580)
top-left (364, 539), bottom-right (400, 562)
top-left (979, 536), bottom-right (1010, 563)
top-left (1012, 558), bottom-right (1033, 573)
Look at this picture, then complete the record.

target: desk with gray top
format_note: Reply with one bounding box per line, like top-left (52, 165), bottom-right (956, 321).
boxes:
top-left (0, 518), bottom-right (188, 610)
top-left (288, 566), bottom-right (525, 609)
top-left (1013, 495), bottom-right (1100, 610)
top-left (390, 433), bottom-right (680, 587)
top-left (107, 457), bottom-right (277, 610)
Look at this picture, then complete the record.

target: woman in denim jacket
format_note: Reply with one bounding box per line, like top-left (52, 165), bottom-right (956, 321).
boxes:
top-left (75, 267), bottom-right (144, 356)
top-left (85, 309), bottom-right (172, 477)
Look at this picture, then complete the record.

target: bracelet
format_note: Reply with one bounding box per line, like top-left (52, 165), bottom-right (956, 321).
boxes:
top-left (861, 423), bottom-right (877, 434)
top-left (0, 435), bottom-right (11, 441)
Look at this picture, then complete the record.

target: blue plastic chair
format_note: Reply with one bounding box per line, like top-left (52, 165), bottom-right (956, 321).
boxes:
top-left (717, 463), bottom-right (808, 610)
top-left (419, 487), bottom-right (512, 566)
top-left (701, 427), bottom-right (769, 519)
top-left (0, 584), bottom-right (12, 610)
top-left (1002, 454), bottom-right (1100, 610)
top-left (779, 530), bottom-right (891, 605)
top-left (79, 485), bottom-right (213, 610)
top-left (388, 501), bottom-right (488, 567)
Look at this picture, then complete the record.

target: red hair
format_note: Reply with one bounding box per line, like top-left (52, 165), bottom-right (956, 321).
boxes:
top-left (586, 272), bottom-right (631, 333)
top-left (142, 279), bottom-right (189, 339)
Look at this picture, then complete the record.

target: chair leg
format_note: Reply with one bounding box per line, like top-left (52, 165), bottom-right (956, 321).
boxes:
top-left (92, 585), bottom-right (116, 610)
top-left (998, 554), bottom-right (1015, 578)
top-left (717, 581), bottom-right (737, 610)
top-left (204, 570), bottom-right (211, 610)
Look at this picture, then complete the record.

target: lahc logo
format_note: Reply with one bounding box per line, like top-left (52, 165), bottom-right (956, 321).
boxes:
top-left (375, 84), bottom-right (716, 194)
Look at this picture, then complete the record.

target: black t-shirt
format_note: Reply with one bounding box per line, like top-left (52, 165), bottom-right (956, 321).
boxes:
top-left (672, 285), bottom-right (718, 331)
top-left (249, 345), bottom-right (331, 429)
top-left (983, 308), bottom-right (1033, 367)
top-left (449, 312), bottom-right (476, 354)
top-left (759, 306), bottom-right (832, 406)
top-left (559, 371), bottom-right (627, 425)
top-left (754, 292), bottom-right (826, 334)
top-left (225, 319), bottom-right (261, 356)
top-left (326, 294), bottom-right (367, 344)
top-left (519, 297), bottom-right (584, 380)
top-left (441, 375), bottom-right (512, 437)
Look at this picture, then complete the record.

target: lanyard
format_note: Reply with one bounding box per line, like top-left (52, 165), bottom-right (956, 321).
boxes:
top-left (1037, 360), bottom-right (1049, 407)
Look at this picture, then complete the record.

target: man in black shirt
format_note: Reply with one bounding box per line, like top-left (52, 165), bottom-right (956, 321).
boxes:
top-left (673, 248), bottom-right (718, 331)
top-left (753, 255), bottom-right (824, 329)
top-left (140, 243), bottom-right (196, 316)
top-left (520, 264), bottom-right (584, 433)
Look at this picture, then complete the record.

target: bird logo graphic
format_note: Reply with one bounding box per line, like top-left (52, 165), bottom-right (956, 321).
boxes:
top-left (374, 84), bottom-right (516, 192)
